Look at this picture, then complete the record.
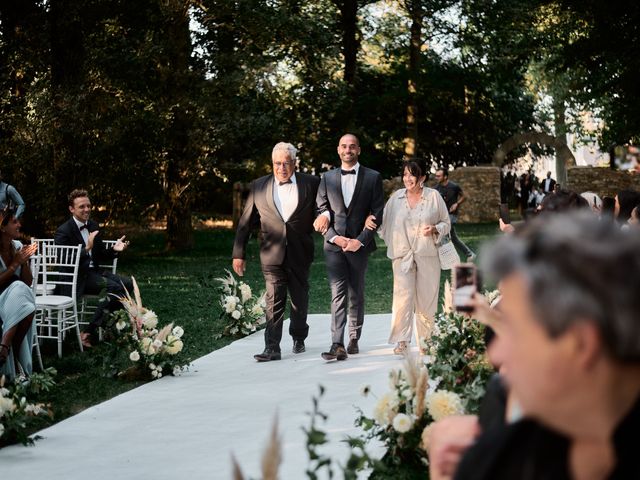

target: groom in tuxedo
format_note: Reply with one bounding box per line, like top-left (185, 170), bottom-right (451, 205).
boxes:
top-left (232, 142), bottom-right (320, 362)
top-left (314, 133), bottom-right (384, 361)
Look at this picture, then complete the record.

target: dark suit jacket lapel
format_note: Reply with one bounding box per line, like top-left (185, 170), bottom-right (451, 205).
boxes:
top-left (346, 167), bottom-right (365, 216)
top-left (265, 175), bottom-right (284, 221)
top-left (289, 173), bottom-right (305, 219)
top-left (334, 168), bottom-right (347, 212)
top-left (69, 218), bottom-right (87, 247)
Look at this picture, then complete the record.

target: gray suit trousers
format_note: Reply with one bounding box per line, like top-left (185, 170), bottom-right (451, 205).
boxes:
top-left (325, 248), bottom-right (369, 345)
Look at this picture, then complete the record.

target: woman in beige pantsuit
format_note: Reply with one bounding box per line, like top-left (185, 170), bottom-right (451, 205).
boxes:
top-left (371, 160), bottom-right (450, 354)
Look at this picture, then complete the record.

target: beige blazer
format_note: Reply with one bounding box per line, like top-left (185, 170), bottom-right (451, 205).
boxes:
top-left (378, 187), bottom-right (450, 259)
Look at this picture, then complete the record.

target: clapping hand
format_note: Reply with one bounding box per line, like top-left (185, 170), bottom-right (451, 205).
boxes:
top-left (113, 235), bottom-right (130, 252)
top-left (15, 243), bottom-right (37, 265)
top-left (86, 230), bottom-right (99, 251)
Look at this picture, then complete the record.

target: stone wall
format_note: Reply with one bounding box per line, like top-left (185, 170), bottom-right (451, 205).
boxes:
top-left (442, 166), bottom-right (501, 223)
top-left (566, 166), bottom-right (640, 198)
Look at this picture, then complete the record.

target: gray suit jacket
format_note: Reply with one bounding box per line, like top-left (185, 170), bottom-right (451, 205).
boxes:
top-left (232, 173), bottom-right (320, 267)
top-left (316, 166), bottom-right (384, 253)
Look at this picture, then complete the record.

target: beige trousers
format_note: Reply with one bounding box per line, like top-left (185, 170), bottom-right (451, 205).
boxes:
top-left (388, 255), bottom-right (441, 345)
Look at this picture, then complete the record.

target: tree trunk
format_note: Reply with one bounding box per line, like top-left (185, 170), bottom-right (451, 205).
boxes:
top-left (553, 97), bottom-right (567, 185)
top-left (161, 0), bottom-right (196, 251)
top-left (404, 0), bottom-right (423, 158)
top-left (334, 0), bottom-right (359, 86)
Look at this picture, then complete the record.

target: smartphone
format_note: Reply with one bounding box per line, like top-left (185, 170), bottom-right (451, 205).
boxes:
top-left (499, 203), bottom-right (511, 224)
top-left (453, 263), bottom-right (477, 312)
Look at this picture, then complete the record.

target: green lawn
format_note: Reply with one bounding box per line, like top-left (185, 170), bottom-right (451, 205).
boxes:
top-left (29, 222), bottom-right (499, 432)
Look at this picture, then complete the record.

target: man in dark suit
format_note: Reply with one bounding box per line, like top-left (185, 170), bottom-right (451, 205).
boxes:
top-left (313, 133), bottom-right (384, 361)
top-left (542, 171), bottom-right (556, 194)
top-left (55, 189), bottom-right (132, 347)
top-left (232, 142), bottom-right (321, 362)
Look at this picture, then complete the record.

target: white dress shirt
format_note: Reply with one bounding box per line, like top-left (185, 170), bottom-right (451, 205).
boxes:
top-left (341, 162), bottom-right (359, 208)
top-left (273, 174), bottom-right (298, 222)
top-left (73, 216), bottom-right (93, 266)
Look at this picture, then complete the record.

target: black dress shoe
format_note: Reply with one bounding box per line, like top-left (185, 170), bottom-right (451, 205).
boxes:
top-left (292, 340), bottom-right (306, 354)
top-left (254, 349), bottom-right (282, 362)
top-left (347, 339), bottom-right (359, 354)
top-left (321, 343), bottom-right (347, 361)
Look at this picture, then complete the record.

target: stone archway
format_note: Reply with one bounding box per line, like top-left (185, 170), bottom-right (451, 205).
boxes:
top-left (492, 131), bottom-right (576, 184)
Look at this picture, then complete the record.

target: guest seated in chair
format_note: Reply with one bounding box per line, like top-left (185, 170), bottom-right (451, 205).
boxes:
top-left (0, 207), bottom-right (38, 381)
top-left (54, 189), bottom-right (132, 348)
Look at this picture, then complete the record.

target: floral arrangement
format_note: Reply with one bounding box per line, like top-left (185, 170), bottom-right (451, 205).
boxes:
top-left (0, 368), bottom-right (56, 447)
top-left (214, 269), bottom-right (266, 339)
top-left (104, 277), bottom-right (188, 380)
top-left (354, 355), bottom-right (465, 477)
top-left (422, 281), bottom-right (495, 413)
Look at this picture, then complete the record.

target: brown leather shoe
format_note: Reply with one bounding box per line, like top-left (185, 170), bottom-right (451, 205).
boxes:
top-left (254, 349), bottom-right (282, 362)
top-left (347, 339), bottom-right (359, 355)
top-left (321, 343), bottom-right (347, 361)
top-left (80, 333), bottom-right (93, 349)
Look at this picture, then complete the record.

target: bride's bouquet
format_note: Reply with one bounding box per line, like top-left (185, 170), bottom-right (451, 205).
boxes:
top-left (214, 269), bottom-right (266, 339)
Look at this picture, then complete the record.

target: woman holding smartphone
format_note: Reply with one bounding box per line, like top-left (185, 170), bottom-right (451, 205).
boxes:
top-left (369, 160), bottom-right (450, 354)
top-left (0, 207), bottom-right (38, 381)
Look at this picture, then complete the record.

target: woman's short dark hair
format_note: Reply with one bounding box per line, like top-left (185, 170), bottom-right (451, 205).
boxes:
top-left (402, 159), bottom-right (428, 179)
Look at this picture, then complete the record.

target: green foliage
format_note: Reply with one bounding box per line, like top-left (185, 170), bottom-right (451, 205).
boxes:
top-left (426, 309), bottom-right (494, 412)
top-left (0, 367), bottom-right (56, 447)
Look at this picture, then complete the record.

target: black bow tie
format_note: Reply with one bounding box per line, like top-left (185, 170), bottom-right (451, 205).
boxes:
top-left (278, 179), bottom-right (293, 186)
top-left (79, 224), bottom-right (88, 231)
top-left (341, 169), bottom-right (356, 175)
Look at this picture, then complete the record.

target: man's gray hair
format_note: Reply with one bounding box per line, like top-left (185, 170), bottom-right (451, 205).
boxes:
top-left (272, 142), bottom-right (297, 163)
top-left (481, 211), bottom-right (640, 361)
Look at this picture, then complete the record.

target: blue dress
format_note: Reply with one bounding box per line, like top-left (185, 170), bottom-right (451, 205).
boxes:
top-left (0, 240), bottom-right (36, 380)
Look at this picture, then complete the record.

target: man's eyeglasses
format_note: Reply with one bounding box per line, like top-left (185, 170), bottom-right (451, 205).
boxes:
top-left (273, 162), bottom-right (294, 168)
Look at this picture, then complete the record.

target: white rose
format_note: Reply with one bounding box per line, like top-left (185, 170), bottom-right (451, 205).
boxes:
top-left (251, 305), bottom-right (264, 316)
top-left (172, 326), bottom-right (184, 339)
top-left (152, 339), bottom-right (163, 349)
top-left (373, 392), bottom-right (396, 425)
top-left (142, 310), bottom-right (158, 329)
top-left (140, 337), bottom-right (156, 355)
top-left (231, 310), bottom-right (241, 320)
top-left (116, 319), bottom-right (127, 331)
top-left (165, 336), bottom-right (184, 355)
top-left (426, 390), bottom-right (465, 421)
top-left (0, 397), bottom-right (16, 416)
top-left (392, 413), bottom-right (414, 433)
top-left (129, 351), bottom-right (140, 362)
top-left (225, 301), bottom-right (236, 313)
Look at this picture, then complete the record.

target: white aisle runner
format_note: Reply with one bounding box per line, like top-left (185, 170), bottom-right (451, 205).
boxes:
top-left (0, 314), bottom-right (412, 480)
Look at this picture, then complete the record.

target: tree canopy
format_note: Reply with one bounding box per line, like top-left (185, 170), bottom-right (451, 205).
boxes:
top-left (1, 0), bottom-right (637, 247)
